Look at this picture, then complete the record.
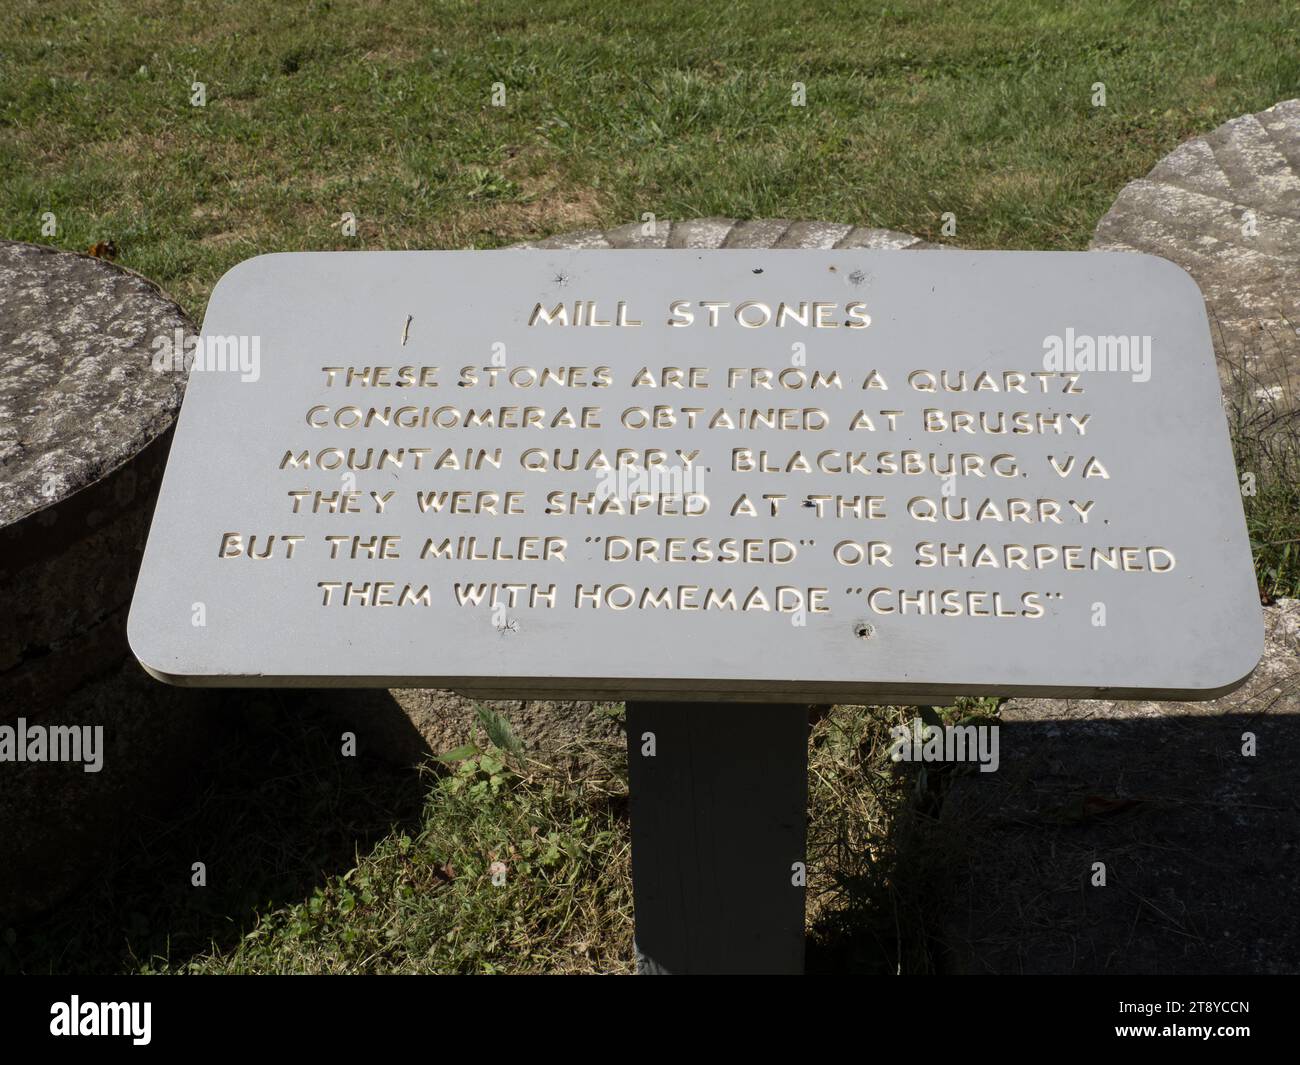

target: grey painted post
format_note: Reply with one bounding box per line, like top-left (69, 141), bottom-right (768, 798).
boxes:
top-left (625, 702), bottom-right (809, 974)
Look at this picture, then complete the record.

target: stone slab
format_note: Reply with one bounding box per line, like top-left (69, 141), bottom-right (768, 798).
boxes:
top-left (513, 218), bottom-right (928, 252)
top-left (0, 241), bottom-right (192, 701)
top-left (0, 240), bottom-right (188, 527)
top-left (0, 242), bottom-right (206, 917)
top-left (1091, 99), bottom-right (1300, 409)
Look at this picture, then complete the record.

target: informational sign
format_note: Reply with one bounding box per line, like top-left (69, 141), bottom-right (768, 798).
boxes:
top-left (128, 250), bottom-right (1262, 701)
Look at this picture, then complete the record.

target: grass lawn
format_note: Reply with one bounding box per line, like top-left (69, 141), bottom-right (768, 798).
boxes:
top-left (2, 0), bottom-right (1297, 973)
top-left (5, 0), bottom-right (1299, 319)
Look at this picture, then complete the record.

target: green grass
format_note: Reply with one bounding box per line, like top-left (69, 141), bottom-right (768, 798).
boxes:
top-left (1228, 381), bottom-right (1300, 599)
top-left (0, 699), bottom-right (637, 975)
top-left (174, 734), bottom-right (636, 975)
top-left (0, 698), bottom-right (972, 975)
top-left (3, 0), bottom-right (1299, 321)
top-left (3, 0), bottom-right (1298, 973)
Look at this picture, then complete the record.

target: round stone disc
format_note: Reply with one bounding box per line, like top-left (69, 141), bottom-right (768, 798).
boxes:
top-left (1, 240), bottom-right (193, 704)
top-left (1091, 99), bottom-right (1300, 406)
top-left (0, 240), bottom-right (189, 527)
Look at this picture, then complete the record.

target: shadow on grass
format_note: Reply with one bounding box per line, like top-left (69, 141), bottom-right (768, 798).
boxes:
top-left (8, 677), bottom-right (1299, 975)
top-left (805, 696), bottom-right (1300, 975)
top-left (2, 683), bottom-right (432, 975)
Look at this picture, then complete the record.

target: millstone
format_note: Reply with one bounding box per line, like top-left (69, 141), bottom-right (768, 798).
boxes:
top-left (389, 219), bottom-right (930, 760)
top-left (0, 241), bottom-right (210, 919)
top-left (512, 216), bottom-right (934, 251)
top-left (0, 240), bottom-right (190, 703)
top-left (1091, 99), bottom-right (1300, 408)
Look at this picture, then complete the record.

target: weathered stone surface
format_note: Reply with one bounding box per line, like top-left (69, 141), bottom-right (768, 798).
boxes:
top-left (528, 228), bottom-right (612, 250)
top-left (774, 220), bottom-right (855, 248)
top-left (667, 217), bottom-right (739, 249)
top-left (512, 217), bottom-right (927, 253)
top-left (602, 220), bottom-right (671, 249)
top-left (942, 599), bottom-right (1300, 973)
top-left (0, 241), bottom-right (188, 526)
top-left (0, 243), bottom-right (206, 919)
top-left (1, 242), bottom-right (192, 701)
top-left (1091, 99), bottom-right (1300, 407)
top-left (723, 218), bottom-right (798, 247)
top-left (836, 227), bottom-right (934, 250)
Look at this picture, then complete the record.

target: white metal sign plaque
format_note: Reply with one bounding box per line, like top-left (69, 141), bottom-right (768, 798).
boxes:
top-left (129, 250), bottom-right (1262, 702)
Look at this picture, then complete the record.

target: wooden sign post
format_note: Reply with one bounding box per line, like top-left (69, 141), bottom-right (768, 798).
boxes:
top-left (626, 701), bottom-right (809, 974)
top-left (130, 249), bottom-right (1261, 973)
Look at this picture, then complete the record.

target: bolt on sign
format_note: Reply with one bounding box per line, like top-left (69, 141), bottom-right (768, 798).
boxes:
top-left (129, 250), bottom-right (1262, 702)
